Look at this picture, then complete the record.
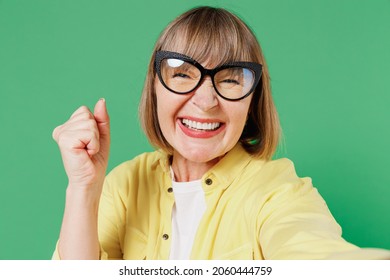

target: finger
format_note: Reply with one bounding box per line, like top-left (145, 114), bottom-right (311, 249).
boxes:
top-left (85, 133), bottom-right (101, 156)
top-left (53, 118), bottom-right (100, 142)
top-left (61, 118), bottom-right (100, 134)
top-left (53, 106), bottom-right (94, 142)
top-left (69, 112), bottom-right (95, 124)
top-left (70, 106), bottom-right (93, 119)
top-left (93, 98), bottom-right (110, 155)
top-left (93, 98), bottom-right (110, 136)
top-left (70, 109), bottom-right (95, 124)
top-left (52, 125), bottom-right (62, 142)
top-left (57, 129), bottom-right (100, 156)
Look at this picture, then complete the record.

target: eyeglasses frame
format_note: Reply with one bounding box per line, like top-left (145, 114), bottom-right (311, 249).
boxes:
top-left (154, 50), bottom-right (263, 101)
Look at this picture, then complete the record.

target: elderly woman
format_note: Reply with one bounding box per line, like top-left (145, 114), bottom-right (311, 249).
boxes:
top-left (52, 6), bottom-right (390, 260)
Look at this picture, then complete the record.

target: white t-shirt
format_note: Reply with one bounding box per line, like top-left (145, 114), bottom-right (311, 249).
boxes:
top-left (169, 178), bottom-right (207, 260)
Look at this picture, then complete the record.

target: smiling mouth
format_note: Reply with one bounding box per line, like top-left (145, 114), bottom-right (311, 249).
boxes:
top-left (181, 118), bottom-right (222, 131)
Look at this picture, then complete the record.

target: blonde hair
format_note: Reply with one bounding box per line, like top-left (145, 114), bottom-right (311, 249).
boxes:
top-left (139, 6), bottom-right (280, 160)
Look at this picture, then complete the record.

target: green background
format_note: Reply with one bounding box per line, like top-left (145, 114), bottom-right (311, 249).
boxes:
top-left (0, 0), bottom-right (389, 259)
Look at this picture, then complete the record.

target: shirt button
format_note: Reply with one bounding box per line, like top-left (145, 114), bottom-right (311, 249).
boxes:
top-left (167, 187), bottom-right (173, 193)
top-left (162, 234), bottom-right (169, 240)
top-left (205, 178), bottom-right (213, 185)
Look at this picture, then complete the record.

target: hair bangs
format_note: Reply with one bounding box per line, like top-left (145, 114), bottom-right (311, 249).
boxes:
top-left (158, 7), bottom-right (255, 67)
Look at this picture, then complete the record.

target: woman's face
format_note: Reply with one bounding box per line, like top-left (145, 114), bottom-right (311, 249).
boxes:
top-left (155, 60), bottom-right (253, 164)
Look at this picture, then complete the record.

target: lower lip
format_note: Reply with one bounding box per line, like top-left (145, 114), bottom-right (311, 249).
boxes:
top-left (177, 119), bottom-right (225, 139)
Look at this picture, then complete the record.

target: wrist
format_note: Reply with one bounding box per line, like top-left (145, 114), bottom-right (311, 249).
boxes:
top-left (65, 184), bottom-right (102, 210)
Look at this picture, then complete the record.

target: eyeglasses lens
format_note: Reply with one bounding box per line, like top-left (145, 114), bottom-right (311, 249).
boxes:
top-left (214, 67), bottom-right (255, 100)
top-left (161, 59), bottom-right (201, 93)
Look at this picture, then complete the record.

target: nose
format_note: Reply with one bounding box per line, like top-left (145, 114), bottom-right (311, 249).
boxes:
top-left (191, 77), bottom-right (219, 112)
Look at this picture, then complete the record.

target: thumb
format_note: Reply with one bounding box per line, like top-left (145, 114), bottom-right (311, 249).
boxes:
top-left (94, 98), bottom-right (110, 150)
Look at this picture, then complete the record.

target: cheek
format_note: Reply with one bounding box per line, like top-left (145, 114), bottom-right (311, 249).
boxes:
top-left (155, 79), bottom-right (192, 118)
top-left (156, 98), bottom-right (177, 149)
top-left (155, 82), bottom-right (185, 133)
top-left (154, 86), bottom-right (167, 139)
top-left (156, 82), bottom-right (172, 117)
top-left (226, 99), bottom-right (252, 129)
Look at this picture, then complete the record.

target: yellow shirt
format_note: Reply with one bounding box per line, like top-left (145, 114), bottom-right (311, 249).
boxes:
top-left (53, 144), bottom-right (390, 259)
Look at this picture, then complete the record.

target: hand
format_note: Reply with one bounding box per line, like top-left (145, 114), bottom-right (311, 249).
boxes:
top-left (53, 99), bottom-right (110, 192)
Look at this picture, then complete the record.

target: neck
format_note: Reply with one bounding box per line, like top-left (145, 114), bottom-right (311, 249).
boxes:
top-left (171, 152), bottom-right (221, 182)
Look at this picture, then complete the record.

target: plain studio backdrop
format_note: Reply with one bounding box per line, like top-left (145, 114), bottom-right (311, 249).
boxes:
top-left (0, 0), bottom-right (389, 259)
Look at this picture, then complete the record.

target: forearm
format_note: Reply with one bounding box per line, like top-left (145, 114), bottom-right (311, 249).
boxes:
top-left (58, 186), bottom-right (102, 260)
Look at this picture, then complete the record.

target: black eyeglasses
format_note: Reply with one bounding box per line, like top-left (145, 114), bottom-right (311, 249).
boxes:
top-left (154, 51), bottom-right (262, 101)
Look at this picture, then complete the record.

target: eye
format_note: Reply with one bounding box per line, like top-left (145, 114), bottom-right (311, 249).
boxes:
top-left (221, 79), bottom-right (240, 85)
top-left (173, 73), bottom-right (190, 79)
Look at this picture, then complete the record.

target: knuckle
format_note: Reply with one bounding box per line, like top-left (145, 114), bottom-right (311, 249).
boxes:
top-left (77, 111), bottom-right (93, 120)
top-left (52, 127), bottom-right (58, 140)
top-left (78, 105), bottom-right (90, 112)
top-left (87, 118), bottom-right (98, 129)
top-left (71, 106), bottom-right (92, 119)
top-left (85, 112), bottom-right (95, 120)
top-left (56, 133), bottom-right (71, 150)
top-left (52, 125), bottom-right (62, 141)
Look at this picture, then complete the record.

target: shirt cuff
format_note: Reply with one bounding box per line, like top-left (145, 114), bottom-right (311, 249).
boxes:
top-left (51, 240), bottom-right (108, 260)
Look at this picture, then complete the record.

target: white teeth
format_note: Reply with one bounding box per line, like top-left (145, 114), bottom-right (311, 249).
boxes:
top-left (181, 119), bottom-right (221, 131)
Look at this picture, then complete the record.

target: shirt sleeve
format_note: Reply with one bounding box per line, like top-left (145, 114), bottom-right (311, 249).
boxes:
top-left (97, 174), bottom-right (125, 260)
top-left (257, 160), bottom-right (390, 260)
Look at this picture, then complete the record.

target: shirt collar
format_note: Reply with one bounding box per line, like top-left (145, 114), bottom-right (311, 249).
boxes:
top-left (202, 144), bottom-right (255, 190)
top-left (157, 144), bottom-right (260, 190)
